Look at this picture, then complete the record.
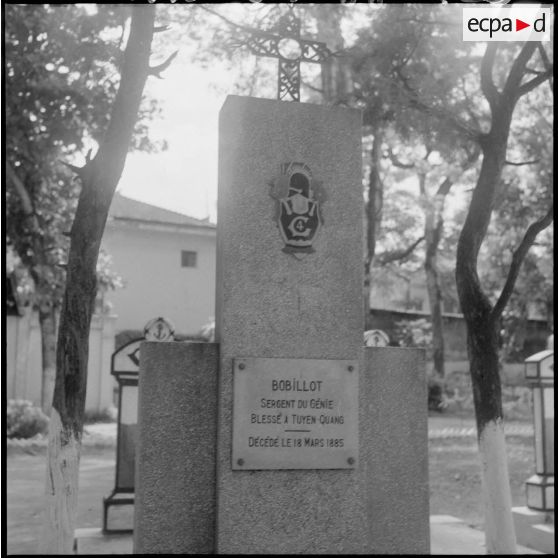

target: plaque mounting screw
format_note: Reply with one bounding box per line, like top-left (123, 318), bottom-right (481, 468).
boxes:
top-left (347, 365), bottom-right (354, 372)
top-left (347, 457), bottom-right (355, 465)
top-left (237, 458), bottom-right (245, 466)
top-left (238, 363), bottom-right (245, 370)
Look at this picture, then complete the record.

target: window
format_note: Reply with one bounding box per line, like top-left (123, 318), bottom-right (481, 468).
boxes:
top-left (181, 250), bottom-right (197, 268)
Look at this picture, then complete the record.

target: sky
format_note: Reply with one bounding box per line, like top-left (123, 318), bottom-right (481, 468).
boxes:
top-left (115, 2), bottom-right (544, 224)
top-left (116, 47), bottom-right (236, 223)
top-left (115, 5), bottom-right (319, 224)
top-left (114, 3), bottom-right (471, 225)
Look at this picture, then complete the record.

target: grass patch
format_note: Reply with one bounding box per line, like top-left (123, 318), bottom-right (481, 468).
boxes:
top-left (428, 430), bottom-right (534, 529)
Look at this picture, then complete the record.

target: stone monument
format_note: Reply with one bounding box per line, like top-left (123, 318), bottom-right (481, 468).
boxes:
top-left (134, 8), bottom-right (429, 554)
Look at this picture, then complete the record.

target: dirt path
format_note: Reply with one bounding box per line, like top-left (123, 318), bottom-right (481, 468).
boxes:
top-left (6, 447), bottom-right (115, 555)
top-left (6, 417), bottom-right (535, 555)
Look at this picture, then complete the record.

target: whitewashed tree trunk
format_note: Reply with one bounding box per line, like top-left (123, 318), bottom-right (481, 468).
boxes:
top-left (42, 410), bottom-right (81, 554)
top-left (478, 419), bottom-right (517, 554)
top-left (455, 42), bottom-right (552, 558)
top-left (41, 6), bottom-right (156, 553)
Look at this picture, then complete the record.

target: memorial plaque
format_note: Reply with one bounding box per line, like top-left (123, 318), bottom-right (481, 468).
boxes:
top-left (232, 357), bottom-right (358, 470)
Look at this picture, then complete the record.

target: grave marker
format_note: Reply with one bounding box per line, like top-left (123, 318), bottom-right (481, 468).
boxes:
top-left (103, 317), bottom-right (174, 533)
top-left (134, 9), bottom-right (429, 554)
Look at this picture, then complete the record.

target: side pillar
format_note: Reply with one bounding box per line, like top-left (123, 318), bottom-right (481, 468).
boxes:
top-left (362, 347), bottom-right (430, 554)
top-left (134, 342), bottom-right (219, 554)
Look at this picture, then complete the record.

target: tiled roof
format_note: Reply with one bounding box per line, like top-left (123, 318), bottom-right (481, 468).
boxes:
top-left (109, 192), bottom-right (214, 228)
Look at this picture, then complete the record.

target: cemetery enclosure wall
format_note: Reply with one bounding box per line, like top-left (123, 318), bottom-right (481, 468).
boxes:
top-left (368, 308), bottom-right (550, 367)
top-left (5, 309), bottom-right (116, 413)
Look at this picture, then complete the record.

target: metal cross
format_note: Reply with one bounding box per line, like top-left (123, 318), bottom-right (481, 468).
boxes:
top-left (240, 6), bottom-right (332, 102)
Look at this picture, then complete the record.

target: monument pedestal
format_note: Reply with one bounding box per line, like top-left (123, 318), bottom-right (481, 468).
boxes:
top-left (134, 342), bottom-right (428, 554)
top-left (512, 507), bottom-right (555, 554)
top-left (134, 96), bottom-right (429, 554)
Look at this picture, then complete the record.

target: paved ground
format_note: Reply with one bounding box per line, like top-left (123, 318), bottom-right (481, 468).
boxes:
top-left (73, 515), bottom-right (542, 555)
top-left (6, 417), bottom-right (544, 555)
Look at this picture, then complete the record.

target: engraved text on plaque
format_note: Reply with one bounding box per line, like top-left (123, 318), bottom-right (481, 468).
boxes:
top-left (232, 357), bottom-right (358, 470)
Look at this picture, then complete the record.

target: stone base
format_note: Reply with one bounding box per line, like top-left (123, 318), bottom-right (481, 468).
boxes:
top-left (429, 516), bottom-right (542, 555)
top-left (512, 506), bottom-right (555, 554)
top-left (134, 342), bottom-right (219, 554)
top-left (74, 528), bottom-right (132, 555)
top-left (134, 343), bottom-right (430, 554)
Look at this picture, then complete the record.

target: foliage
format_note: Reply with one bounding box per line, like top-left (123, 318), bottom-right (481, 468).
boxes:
top-left (395, 318), bottom-right (432, 350)
top-left (83, 407), bottom-right (117, 424)
top-left (6, 400), bottom-right (50, 439)
top-left (199, 317), bottom-right (216, 342)
top-left (5, 4), bottom-right (159, 313)
top-left (427, 377), bottom-right (445, 413)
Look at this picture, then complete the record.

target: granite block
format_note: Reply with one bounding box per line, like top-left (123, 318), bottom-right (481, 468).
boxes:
top-left (215, 96), bottom-right (366, 554)
top-left (362, 347), bottom-right (430, 554)
top-left (133, 342), bottom-right (219, 554)
top-left (216, 95), bottom-right (364, 357)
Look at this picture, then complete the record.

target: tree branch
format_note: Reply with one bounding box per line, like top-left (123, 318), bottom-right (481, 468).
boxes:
top-left (6, 162), bottom-right (34, 215)
top-left (301, 79), bottom-right (324, 95)
top-left (480, 43), bottom-right (500, 114)
top-left (436, 177), bottom-right (453, 198)
top-left (149, 50), bottom-right (178, 79)
top-left (377, 236), bottom-right (425, 265)
top-left (518, 70), bottom-right (553, 98)
top-left (505, 159), bottom-right (539, 167)
top-left (537, 44), bottom-right (553, 93)
top-left (460, 77), bottom-right (482, 131)
top-left (492, 203), bottom-right (554, 320)
top-left (503, 42), bottom-right (537, 99)
top-left (387, 147), bottom-right (415, 169)
top-left (394, 67), bottom-right (482, 142)
top-left (60, 161), bottom-right (85, 179)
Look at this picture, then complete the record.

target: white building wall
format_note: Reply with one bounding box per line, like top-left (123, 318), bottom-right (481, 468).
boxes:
top-left (6, 310), bottom-right (116, 413)
top-left (101, 221), bottom-right (216, 335)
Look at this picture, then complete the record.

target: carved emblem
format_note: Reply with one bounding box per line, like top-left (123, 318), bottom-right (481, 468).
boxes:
top-left (144, 317), bottom-right (175, 342)
top-left (270, 162), bottom-right (325, 259)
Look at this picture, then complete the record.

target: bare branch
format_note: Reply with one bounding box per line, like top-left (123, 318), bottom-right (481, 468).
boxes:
top-left (518, 70), bottom-right (553, 98)
top-left (480, 43), bottom-right (500, 114)
top-left (387, 147), bottom-right (415, 169)
top-left (537, 44), bottom-right (553, 93)
top-left (503, 42), bottom-right (537, 99)
top-left (301, 79), bottom-right (324, 95)
top-left (394, 67), bottom-right (482, 141)
top-left (459, 77), bottom-right (482, 131)
top-left (492, 203), bottom-right (554, 320)
top-left (418, 173), bottom-right (427, 196)
top-left (436, 177), bottom-right (453, 198)
top-left (149, 50), bottom-right (178, 79)
top-left (377, 236), bottom-right (425, 265)
top-left (505, 159), bottom-right (539, 167)
top-left (6, 162), bottom-right (34, 215)
top-left (153, 25), bottom-right (170, 33)
top-left (199, 5), bottom-right (249, 34)
top-left (60, 161), bottom-right (85, 178)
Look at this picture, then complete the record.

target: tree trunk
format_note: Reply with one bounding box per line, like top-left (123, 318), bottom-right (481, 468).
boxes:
top-left (315, 5), bottom-right (352, 105)
top-left (424, 192), bottom-right (446, 378)
top-left (38, 300), bottom-right (57, 414)
top-left (467, 314), bottom-right (517, 553)
top-left (42, 6), bottom-right (155, 553)
top-left (456, 112), bottom-right (517, 552)
top-left (364, 123), bottom-right (383, 322)
top-left (425, 243), bottom-right (445, 378)
top-left (457, 165), bottom-right (517, 554)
